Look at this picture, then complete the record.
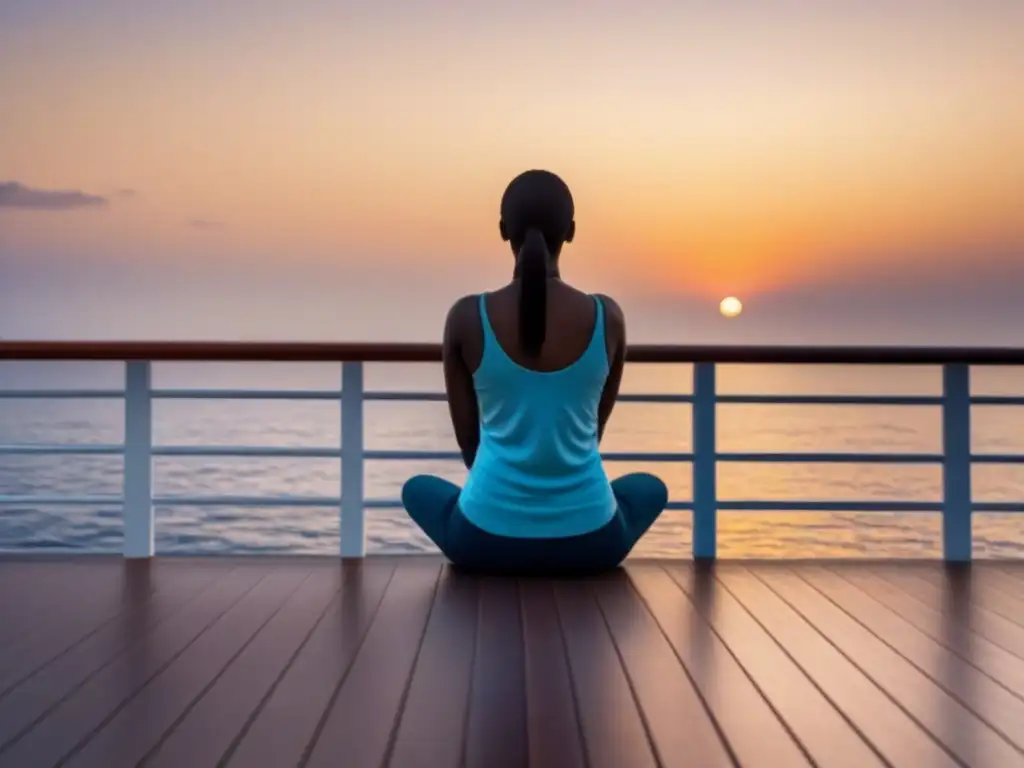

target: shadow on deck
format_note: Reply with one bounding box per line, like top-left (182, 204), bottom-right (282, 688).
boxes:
top-left (1, 556), bottom-right (1024, 767)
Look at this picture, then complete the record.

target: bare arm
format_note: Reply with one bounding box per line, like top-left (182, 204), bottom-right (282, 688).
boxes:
top-left (596, 294), bottom-right (626, 443)
top-left (442, 297), bottom-right (480, 469)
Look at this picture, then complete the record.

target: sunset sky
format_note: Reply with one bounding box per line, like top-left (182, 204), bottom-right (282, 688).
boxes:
top-left (2, 0), bottom-right (1023, 343)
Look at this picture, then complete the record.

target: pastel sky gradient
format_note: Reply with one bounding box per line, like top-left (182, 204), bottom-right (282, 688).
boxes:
top-left (2, 0), bottom-right (1023, 343)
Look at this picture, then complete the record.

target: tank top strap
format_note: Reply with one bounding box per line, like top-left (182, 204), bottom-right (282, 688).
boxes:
top-left (478, 293), bottom-right (498, 355)
top-left (588, 294), bottom-right (607, 356)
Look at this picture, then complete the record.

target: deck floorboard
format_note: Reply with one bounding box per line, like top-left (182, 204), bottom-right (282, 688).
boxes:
top-left (667, 563), bottom-right (884, 768)
top-left (387, 568), bottom-right (478, 768)
top-left (0, 556), bottom-right (1022, 767)
top-left (716, 565), bottom-right (955, 767)
top-left (759, 566), bottom-right (1024, 767)
top-left (519, 578), bottom-right (587, 768)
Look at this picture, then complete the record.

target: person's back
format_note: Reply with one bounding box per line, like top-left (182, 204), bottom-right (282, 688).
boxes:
top-left (458, 282), bottom-right (616, 538)
top-left (401, 169), bottom-right (668, 575)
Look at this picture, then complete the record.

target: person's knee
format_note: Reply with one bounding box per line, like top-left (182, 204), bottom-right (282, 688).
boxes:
top-left (402, 474), bottom-right (461, 522)
top-left (644, 473), bottom-right (669, 509)
top-left (401, 475), bottom-right (427, 510)
top-left (618, 472), bottom-right (669, 510)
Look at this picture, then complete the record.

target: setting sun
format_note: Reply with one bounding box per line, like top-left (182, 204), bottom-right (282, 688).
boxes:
top-left (720, 296), bottom-right (743, 318)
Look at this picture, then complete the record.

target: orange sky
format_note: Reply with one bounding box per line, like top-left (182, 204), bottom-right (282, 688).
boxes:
top-left (2, 1), bottom-right (1023, 302)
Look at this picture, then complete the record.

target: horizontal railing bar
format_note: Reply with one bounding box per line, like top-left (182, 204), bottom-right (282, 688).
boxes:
top-left (972, 397), bottom-right (1024, 406)
top-left (364, 450), bottom-right (461, 461)
top-left (2, 445), bottom-right (1017, 465)
top-left (974, 502), bottom-right (1024, 512)
top-left (152, 389), bottom-right (340, 400)
top-left (153, 445), bottom-right (341, 458)
top-left (718, 452), bottom-right (943, 464)
top-left (3, 496), bottom-right (1017, 513)
top-left (153, 495), bottom-right (341, 507)
top-left (363, 499), bottom-right (403, 509)
top-left (665, 501), bottom-right (694, 510)
top-left (0, 389), bottom-right (125, 399)
top-left (971, 454), bottom-right (1024, 464)
top-left (0, 547), bottom-right (116, 556)
top-left (613, 394), bottom-right (695, 404)
top-left (5, 341), bottom-right (1024, 365)
top-left (603, 452), bottom-right (693, 462)
top-left (717, 395), bottom-right (942, 406)
top-left (0, 495), bottom-right (122, 505)
top-left (3, 389), bottom-right (1021, 408)
top-left (152, 447), bottom-right (463, 461)
top-left (0, 444), bottom-right (124, 455)
top-left (364, 391), bottom-right (447, 402)
top-left (718, 500), bottom-right (941, 512)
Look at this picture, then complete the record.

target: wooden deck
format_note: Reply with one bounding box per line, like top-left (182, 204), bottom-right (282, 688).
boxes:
top-left (1, 559), bottom-right (1024, 768)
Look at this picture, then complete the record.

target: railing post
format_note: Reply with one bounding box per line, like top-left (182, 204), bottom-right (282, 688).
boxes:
top-left (123, 360), bottom-right (154, 558)
top-left (942, 363), bottom-right (972, 563)
top-left (692, 362), bottom-right (717, 560)
top-left (341, 361), bottom-right (366, 558)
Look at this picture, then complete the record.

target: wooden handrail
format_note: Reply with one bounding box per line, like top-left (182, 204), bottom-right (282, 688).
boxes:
top-left (2, 340), bottom-right (1024, 364)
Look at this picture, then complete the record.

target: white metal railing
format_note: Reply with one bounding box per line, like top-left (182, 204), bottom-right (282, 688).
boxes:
top-left (2, 346), bottom-right (1024, 561)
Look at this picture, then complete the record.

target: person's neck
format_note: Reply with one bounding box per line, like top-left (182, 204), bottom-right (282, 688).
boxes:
top-left (512, 264), bottom-right (561, 279)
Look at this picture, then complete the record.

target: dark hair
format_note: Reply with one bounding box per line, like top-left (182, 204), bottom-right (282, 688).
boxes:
top-left (500, 170), bottom-right (574, 359)
top-left (517, 228), bottom-right (550, 357)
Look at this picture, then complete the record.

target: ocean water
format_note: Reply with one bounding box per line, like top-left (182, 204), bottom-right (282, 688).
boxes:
top-left (2, 360), bottom-right (1024, 559)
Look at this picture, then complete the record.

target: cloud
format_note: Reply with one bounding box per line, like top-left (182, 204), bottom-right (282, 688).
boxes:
top-left (188, 218), bottom-right (225, 230)
top-left (0, 181), bottom-right (108, 210)
top-left (113, 188), bottom-right (138, 199)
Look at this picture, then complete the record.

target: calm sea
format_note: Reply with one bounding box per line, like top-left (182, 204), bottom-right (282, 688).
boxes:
top-left (2, 360), bottom-right (1024, 559)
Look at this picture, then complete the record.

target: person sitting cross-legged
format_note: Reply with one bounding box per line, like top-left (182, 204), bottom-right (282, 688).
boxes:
top-left (402, 169), bottom-right (668, 576)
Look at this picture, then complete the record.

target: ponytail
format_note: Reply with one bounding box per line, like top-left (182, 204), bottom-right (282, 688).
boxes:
top-left (517, 227), bottom-right (549, 358)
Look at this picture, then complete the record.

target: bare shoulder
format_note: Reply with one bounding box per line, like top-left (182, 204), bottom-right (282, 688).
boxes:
top-left (594, 293), bottom-right (626, 329)
top-left (444, 294), bottom-right (479, 339)
top-left (443, 294), bottom-right (485, 372)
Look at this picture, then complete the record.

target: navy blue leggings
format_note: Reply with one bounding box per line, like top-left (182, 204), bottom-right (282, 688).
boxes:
top-left (401, 472), bottom-right (669, 576)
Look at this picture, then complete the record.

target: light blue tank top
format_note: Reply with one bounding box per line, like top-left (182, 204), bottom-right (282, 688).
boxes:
top-left (458, 293), bottom-right (617, 539)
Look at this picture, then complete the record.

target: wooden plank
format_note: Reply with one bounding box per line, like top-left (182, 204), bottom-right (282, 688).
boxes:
top-left (0, 562), bottom-right (220, 699)
top-left (387, 567), bottom-right (479, 768)
top-left (140, 567), bottom-right (340, 767)
top-left (518, 579), bottom-right (586, 768)
top-left (0, 562), bottom-right (109, 625)
top-left (0, 561), bottom-right (206, 662)
top-left (221, 560), bottom-right (396, 768)
top-left (626, 565), bottom-right (810, 767)
top-left (0, 565), bottom-right (223, 750)
top-left (876, 566), bottom-right (1024, 659)
top-left (973, 567), bottom-right (1024, 605)
top-left (665, 564), bottom-right (883, 768)
top-left (830, 564), bottom-right (1024, 699)
top-left (0, 565), bottom-right (269, 768)
top-left (758, 566), bottom-right (1024, 767)
top-left (992, 564), bottom-right (1024, 586)
top-left (0, 563), bottom-right (126, 652)
top-left (718, 566), bottom-right (958, 767)
top-left (591, 570), bottom-right (733, 767)
top-left (553, 579), bottom-right (658, 768)
top-left (304, 560), bottom-right (442, 767)
top-left (463, 578), bottom-right (528, 768)
top-left (61, 567), bottom-right (311, 767)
